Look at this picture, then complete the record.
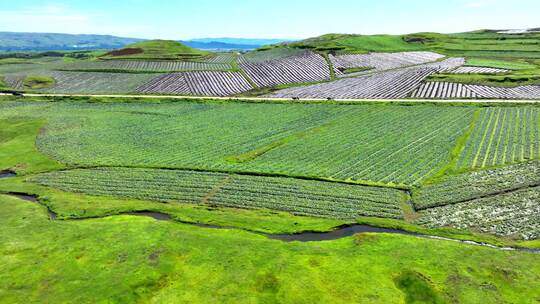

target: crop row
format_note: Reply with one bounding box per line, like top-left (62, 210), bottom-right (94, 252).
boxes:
top-left (411, 82), bottom-right (479, 98)
top-left (457, 107), bottom-right (539, 169)
top-left (449, 66), bottom-right (509, 74)
top-left (241, 106), bottom-right (475, 186)
top-left (269, 67), bottom-right (437, 99)
top-left (330, 51), bottom-right (445, 75)
top-left (240, 51), bottom-right (334, 87)
top-left (413, 161), bottom-right (540, 209)
top-left (40, 71), bottom-right (157, 94)
top-left (2, 74), bottom-right (25, 89)
top-left (412, 82), bottom-right (540, 99)
top-left (239, 48), bottom-right (306, 64)
top-left (204, 53), bottom-right (238, 64)
top-left (416, 186), bottom-right (540, 240)
top-left (35, 101), bottom-right (352, 170)
top-left (30, 167), bottom-right (405, 219)
top-left (136, 71), bottom-right (253, 96)
top-left (268, 58), bottom-right (465, 99)
top-left (59, 60), bottom-right (232, 72)
top-left (15, 101), bottom-right (523, 187)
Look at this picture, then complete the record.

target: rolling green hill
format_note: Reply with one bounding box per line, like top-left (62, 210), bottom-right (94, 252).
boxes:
top-left (282, 30), bottom-right (540, 59)
top-left (100, 40), bottom-right (210, 61)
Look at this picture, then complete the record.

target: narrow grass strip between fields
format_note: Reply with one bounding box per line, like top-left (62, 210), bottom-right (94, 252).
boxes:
top-left (233, 54), bottom-right (259, 90)
top-left (320, 52), bottom-right (336, 80)
top-left (423, 109), bottom-right (481, 183)
top-left (224, 121), bottom-right (336, 163)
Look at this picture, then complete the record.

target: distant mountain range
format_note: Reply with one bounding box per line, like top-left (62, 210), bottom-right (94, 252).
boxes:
top-left (0, 32), bottom-right (292, 52)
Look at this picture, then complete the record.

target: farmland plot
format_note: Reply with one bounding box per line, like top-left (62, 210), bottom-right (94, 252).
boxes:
top-left (60, 60), bottom-right (232, 72)
top-left (330, 51), bottom-right (445, 75)
top-left (411, 82), bottom-right (479, 99)
top-left (30, 167), bottom-right (405, 219)
top-left (136, 71), bottom-right (253, 96)
top-left (413, 161), bottom-right (540, 209)
top-left (2, 75), bottom-right (25, 89)
top-left (34, 101), bottom-right (352, 169)
top-left (457, 107), bottom-right (540, 169)
top-left (449, 66), bottom-right (509, 74)
top-left (411, 82), bottom-right (540, 99)
top-left (8, 101), bottom-right (538, 188)
top-left (240, 48), bottom-right (306, 64)
top-left (204, 53), bottom-right (238, 64)
top-left (40, 71), bottom-right (158, 94)
top-left (269, 67), bottom-right (437, 99)
top-left (268, 58), bottom-right (464, 99)
top-left (21, 102), bottom-right (477, 187)
top-left (240, 106), bottom-right (475, 186)
top-left (240, 51), bottom-right (335, 87)
top-left (416, 186), bottom-right (540, 240)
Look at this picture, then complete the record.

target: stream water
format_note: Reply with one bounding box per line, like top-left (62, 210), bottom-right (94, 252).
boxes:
top-left (0, 171), bottom-right (16, 179)
top-left (0, 172), bottom-right (538, 253)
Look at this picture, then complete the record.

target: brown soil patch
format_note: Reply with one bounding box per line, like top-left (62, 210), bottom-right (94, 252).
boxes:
top-left (105, 48), bottom-right (144, 56)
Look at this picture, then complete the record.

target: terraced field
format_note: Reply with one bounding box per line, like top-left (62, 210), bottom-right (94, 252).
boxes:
top-left (136, 71), bottom-right (253, 96)
top-left (240, 48), bottom-right (306, 63)
top-left (449, 66), bottom-right (509, 74)
top-left (59, 60), bottom-right (232, 72)
top-left (412, 82), bottom-right (540, 99)
top-left (330, 51), bottom-right (445, 75)
top-left (240, 51), bottom-right (335, 87)
top-left (269, 58), bottom-right (465, 99)
top-left (40, 71), bottom-right (158, 94)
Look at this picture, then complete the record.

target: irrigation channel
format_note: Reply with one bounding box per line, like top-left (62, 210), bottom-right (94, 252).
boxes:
top-left (0, 172), bottom-right (538, 253)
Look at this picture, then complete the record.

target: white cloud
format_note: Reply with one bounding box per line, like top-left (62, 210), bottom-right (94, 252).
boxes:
top-left (0, 4), bottom-right (146, 37)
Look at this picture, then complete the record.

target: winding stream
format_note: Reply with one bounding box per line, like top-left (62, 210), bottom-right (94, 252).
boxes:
top-left (0, 171), bottom-right (16, 179)
top-left (0, 172), bottom-right (538, 253)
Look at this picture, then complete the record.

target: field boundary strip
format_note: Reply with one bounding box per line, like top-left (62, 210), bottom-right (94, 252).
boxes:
top-left (2, 93), bottom-right (540, 104)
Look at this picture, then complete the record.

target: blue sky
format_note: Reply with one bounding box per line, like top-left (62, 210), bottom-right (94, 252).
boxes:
top-left (0, 0), bottom-right (539, 39)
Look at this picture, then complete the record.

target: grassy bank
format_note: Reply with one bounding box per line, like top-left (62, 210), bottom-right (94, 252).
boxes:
top-left (1, 194), bottom-right (539, 303)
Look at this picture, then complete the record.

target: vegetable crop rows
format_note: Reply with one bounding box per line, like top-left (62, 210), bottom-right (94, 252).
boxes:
top-left (416, 186), bottom-right (540, 240)
top-left (269, 67), bottom-right (437, 99)
top-left (413, 161), bottom-right (540, 209)
top-left (239, 48), bottom-right (306, 64)
top-left (411, 82), bottom-right (479, 98)
top-left (204, 53), bottom-right (238, 64)
top-left (60, 60), bottom-right (232, 72)
top-left (31, 167), bottom-right (405, 220)
top-left (2, 75), bottom-right (25, 89)
top-left (41, 71), bottom-right (158, 94)
top-left (330, 51), bottom-right (445, 75)
top-left (240, 51), bottom-right (335, 87)
top-left (411, 82), bottom-right (540, 99)
top-left (449, 66), bottom-right (509, 74)
top-left (268, 58), bottom-right (464, 99)
top-left (25, 102), bottom-right (476, 187)
top-left (240, 106), bottom-right (475, 186)
top-left (456, 107), bottom-right (540, 169)
top-left (136, 71), bottom-right (253, 96)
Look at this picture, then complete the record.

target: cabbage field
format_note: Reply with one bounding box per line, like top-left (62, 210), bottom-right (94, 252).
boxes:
top-left (0, 95), bottom-right (538, 240)
top-left (31, 167), bottom-right (405, 219)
